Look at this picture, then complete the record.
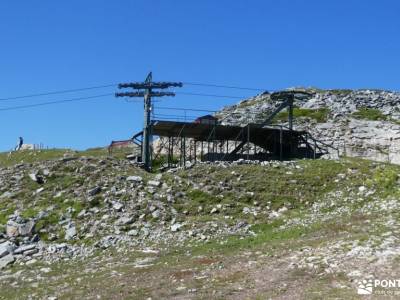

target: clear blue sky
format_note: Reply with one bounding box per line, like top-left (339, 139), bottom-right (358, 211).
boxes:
top-left (1, 0), bottom-right (399, 151)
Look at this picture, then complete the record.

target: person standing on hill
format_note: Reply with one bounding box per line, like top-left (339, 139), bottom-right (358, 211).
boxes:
top-left (15, 137), bottom-right (23, 151)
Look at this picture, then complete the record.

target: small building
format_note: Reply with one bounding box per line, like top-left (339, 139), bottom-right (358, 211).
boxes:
top-left (194, 115), bottom-right (219, 125)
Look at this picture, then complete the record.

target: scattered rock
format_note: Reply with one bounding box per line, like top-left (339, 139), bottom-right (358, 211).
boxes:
top-left (40, 267), bottom-right (51, 273)
top-left (210, 207), bottom-right (219, 214)
top-left (88, 186), bottom-right (102, 196)
top-left (127, 229), bottom-right (139, 236)
top-left (18, 220), bottom-right (35, 236)
top-left (0, 242), bottom-right (14, 258)
top-left (0, 191), bottom-right (12, 199)
top-left (5, 222), bottom-right (19, 238)
top-left (171, 223), bottom-right (183, 232)
top-left (126, 176), bottom-right (143, 182)
top-left (6, 220), bottom-right (35, 237)
top-left (14, 244), bottom-right (36, 255)
top-left (115, 216), bottom-right (134, 226)
top-left (0, 254), bottom-right (15, 269)
top-left (65, 226), bottom-right (77, 240)
top-left (148, 180), bottom-right (161, 187)
top-left (28, 173), bottom-right (44, 184)
top-left (112, 202), bottom-right (124, 211)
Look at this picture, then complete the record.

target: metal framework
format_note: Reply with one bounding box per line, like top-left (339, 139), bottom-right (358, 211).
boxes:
top-left (115, 86), bottom-right (338, 170)
top-left (147, 120), bottom-right (339, 168)
top-left (261, 90), bottom-right (314, 129)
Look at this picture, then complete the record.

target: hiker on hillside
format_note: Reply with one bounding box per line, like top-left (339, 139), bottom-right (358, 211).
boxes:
top-left (15, 137), bottom-right (23, 151)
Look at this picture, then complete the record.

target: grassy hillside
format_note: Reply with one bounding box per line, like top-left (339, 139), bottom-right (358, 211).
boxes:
top-left (0, 148), bottom-right (133, 167)
top-left (274, 107), bottom-right (330, 123)
top-left (1, 152), bottom-right (400, 298)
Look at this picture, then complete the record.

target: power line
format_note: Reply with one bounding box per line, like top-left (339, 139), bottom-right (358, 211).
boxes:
top-left (0, 93), bottom-right (114, 112)
top-left (125, 98), bottom-right (160, 103)
top-left (0, 81), bottom-right (266, 102)
top-left (0, 91), bottom-right (245, 113)
top-left (154, 106), bottom-right (217, 113)
top-left (153, 116), bottom-right (198, 122)
top-left (0, 89), bottom-right (246, 113)
top-left (183, 81), bottom-right (268, 92)
top-left (176, 92), bottom-right (246, 99)
top-left (0, 83), bottom-right (117, 101)
top-left (153, 113), bottom-right (199, 119)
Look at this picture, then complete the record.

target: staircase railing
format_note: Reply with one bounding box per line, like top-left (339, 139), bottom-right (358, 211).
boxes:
top-left (299, 133), bottom-right (340, 158)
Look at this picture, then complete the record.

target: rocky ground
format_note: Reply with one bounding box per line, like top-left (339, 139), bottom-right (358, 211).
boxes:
top-left (1, 149), bottom-right (400, 299)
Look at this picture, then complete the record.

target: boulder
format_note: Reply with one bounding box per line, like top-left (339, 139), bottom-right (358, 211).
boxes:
top-left (171, 223), bottom-right (182, 232)
top-left (14, 244), bottom-right (37, 255)
top-left (88, 186), bottom-right (102, 196)
top-left (148, 180), bottom-right (161, 187)
top-left (18, 220), bottom-right (35, 236)
top-left (5, 219), bottom-right (34, 237)
top-left (0, 254), bottom-right (15, 269)
top-left (115, 216), bottom-right (134, 226)
top-left (0, 192), bottom-right (12, 199)
top-left (28, 173), bottom-right (44, 184)
top-left (0, 241), bottom-right (15, 258)
top-left (126, 176), bottom-right (143, 183)
top-left (112, 202), bottom-right (124, 211)
top-left (127, 229), bottom-right (139, 236)
top-left (65, 226), bottom-right (77, 240)
top-left (6, 221), bottom-right (19, 237)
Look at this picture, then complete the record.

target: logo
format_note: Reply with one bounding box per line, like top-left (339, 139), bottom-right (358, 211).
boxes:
top-left (355, 277), bottom-right (400, 296)
top-left (357, 279), bottom-right (373, 295)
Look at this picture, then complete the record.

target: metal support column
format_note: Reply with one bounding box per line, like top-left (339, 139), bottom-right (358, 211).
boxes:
top-left (201, 141), bottom-right (204, 161)
top-left (189, 139), bottom-right (192, 163)
top-left (247, 124), bottom-right (250, 160)
top-left (288, 95), bottom-right (294, 130)
top-left (115, 72), bottom-right (182, 171)
top-left (314, 139), bottom-right (317, 159)
top-left (183, 137), bottom-right (186, 167)
top-left (142, 74), bottom-right (152, 170)
top-left (167, 136), bottom-right (171, 167)
top-left (194, 141), bottom-right (197, 164)
top-left (280, 127), bottom-right (283, 161)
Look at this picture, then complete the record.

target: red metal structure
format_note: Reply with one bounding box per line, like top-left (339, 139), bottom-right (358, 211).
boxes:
top-left (194, 115), bottom-right (219, 125)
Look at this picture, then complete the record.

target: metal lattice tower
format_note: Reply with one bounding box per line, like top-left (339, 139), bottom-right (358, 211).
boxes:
top-left (116, 72), bottom-right (182, 170)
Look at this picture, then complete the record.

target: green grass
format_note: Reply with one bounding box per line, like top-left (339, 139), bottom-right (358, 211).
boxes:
top-left (187, 189), bottom-right (219, 205)
top-left (47, 173), bottom-right (85, 189)
top-left (326, 89), bottom-right (353, 95)
top-left (0, 206), bottom-right (15, 225)
top-left (174, 157), bottom-right (400, 229)
top-left (352, 107), bottom-right (388, 121)
top-left (168, 214), bottom-right (352, 260)
top-left (367, 165), bottom-right (400, 197)
top-left (0, 147), bottom-right (135, 168)
top-left (236, 98), bottom-right (263, 109)
top-left (151, 155), bottom-right (179, 171)
top-left (21, 207), bottom-right (39, 219)
top-left (172, 188), bottom-right (229, 217)
top-left (0, 149), bottom-right (70, 167)
top-left (184, 159), bottom-right (352, 210)
top-left (285, 87), bottom-right (353, 96)
top-left (274, 107), bottom-right (330, 123)
top-left (35, 212), bottom-right (60, 240)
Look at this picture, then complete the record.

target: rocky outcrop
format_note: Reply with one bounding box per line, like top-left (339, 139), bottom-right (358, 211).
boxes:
top-left (217, 89), bottom-right (400, 163)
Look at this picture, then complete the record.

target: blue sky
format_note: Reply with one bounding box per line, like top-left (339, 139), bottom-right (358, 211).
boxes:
top-left (1, 0), bottom-right (399, 151)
